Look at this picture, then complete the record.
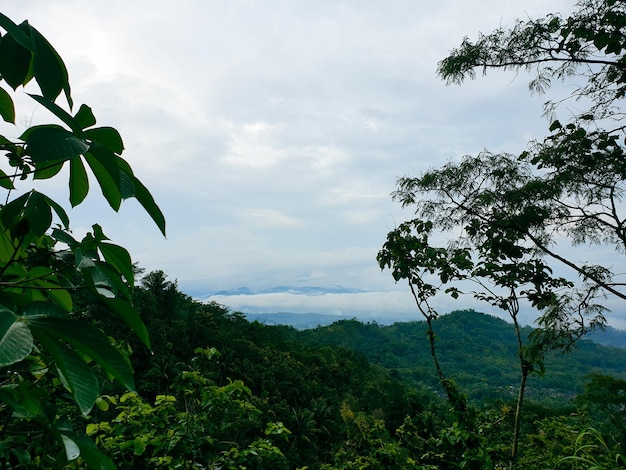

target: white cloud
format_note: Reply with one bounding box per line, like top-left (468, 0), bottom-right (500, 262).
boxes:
top-left (5, 0), bottom-right (624, 328)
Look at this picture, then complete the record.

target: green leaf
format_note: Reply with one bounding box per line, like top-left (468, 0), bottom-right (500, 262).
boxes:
top-left (60, 434), bottom-right (80, 461)
top-left (34, 329), bottom-right (98, 414)
top-left (51, 228), bottom-right (78, 247)
top-left (0, 308), bottom-right (33, 366)
top-left (0, 383), bottom-right (45, 419)
top-left (102, 298), bottom-right (151, 349)
top-left (83, 127), bottom-right (124, 154)
top-left (27, 315), bottom-right (135, 392)
top-left (0, 167), bottom-right (15, 189)
top-left (0, 227), bottom-right (14, 259)
top-left (119, 170), bottom-right (135, 199)
top-left (127, 171), bottom-right (166, 236)
top-left (43, 284), bottom-right (73, 312)
top-left (74, 104), bottom-right (97, 130)
top-left (22, 125), bottom-right (89, 164)
top-left (28, 94), bottom-right (81, 133)
top-left (33, 160), bottom-right (64, 180)
top-left (30, 25), bottom-right (71, 106)
top-left (61, 432), bottom-right (116, 470)
top-left (1, 192), bottom-right (29, 227)
top-left (99, 242), bottom-right (134, 286)
top-left (0, 29), bottom-right (32, 89)
top-left (23, 301), bottom-right (66, 318)
top-left (69, 158), bottom-right (89, 207)
top-left (24, 270), bottom-right (73, 311)
top-left (549, 120), bottom-right (562, 131)
top-left (0, 14), bottom-right (34, 51)
top-left (25, 191), bottom-right (52, 236)
top-left (88, 262), bottom-right (132, 301)
top-left (0, 86), bottom-right (15, 123)
top-left (135, 184), bottom-right (166, 235)
top-left (84, 151), bottom-right (121, 211)
top-left (41, 194), bottom-right (70, 229)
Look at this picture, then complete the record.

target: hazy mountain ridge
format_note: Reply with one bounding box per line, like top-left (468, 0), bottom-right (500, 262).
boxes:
top-left (244, 310), bottom-right (626, 348)
top-left (584, 325), bottom-right (626, 348)
top-left (210, 285), bottom-right (368, 297)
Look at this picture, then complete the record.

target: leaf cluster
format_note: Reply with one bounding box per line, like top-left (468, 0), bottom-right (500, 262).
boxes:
top-left (0, 12), bottom-right (165, 467)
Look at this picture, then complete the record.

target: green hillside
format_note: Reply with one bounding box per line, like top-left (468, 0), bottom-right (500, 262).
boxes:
top-left (298, 310), bottom-right (626, 403)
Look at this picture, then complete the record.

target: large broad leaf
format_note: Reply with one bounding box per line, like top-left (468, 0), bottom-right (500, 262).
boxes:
top-left (119, 170), bottom-right (135, 199)
top-left (87, 262), bottom-right (132, 301)
top-left (51, 228), bottom-right (78, 247)
top-left (0, 167), bottom-right (14, 190)
top-left (27, 276), bottom-right (73, 312)
top-left (34, 329), bottom-right (98, 415)
top-left (0, 86), bottom-right (15, 123)
top-left (60, 432), bottom-right (116, 470)
top-left (132, 173), bottom-right (166, 236)
top-left (30, 25), bottom-right (71, 107)
top-left (33, 160), bottom-right (64, 180)
top-left (102, 298), bottom-right (151, 349)
top-left (28, 94), bottom-right (81, 134)
top-left (23, 301), bottom-right (66, 318)
top-left (0, 14), bottom-right (34, 51)
top-left (41, 194), bottom-right (70, 229)
top-left (22, 125), bottom-right (88, 164)
top-left (60, 434), bottom-right (80, 461)
top-left (0, 382), bottom-right (45, 420)
top-left (1, 192), bottom-right (29, 228)
top-left (0, 308), bottom-right (33, 367)
top-left (25, 191), bottom-right (52, 236)
top-left (74, 104), bottom-right (97, 130)
top-left (84, 152), bottom-right (121, 211)
top-left (83, 127), bottom-right (124, 154)
top-left (0, 19), bottom-right (33, 89)
top-left (0, 227), bottom-right (14, 260)
top-left (116, 157), bottom-right (166, 236)
top-left (99, 242), bottom-right (134, 286)
top-left (69, 158), bottom-right (89, 207)
top-left (26, 315), bottom-right (135, 392)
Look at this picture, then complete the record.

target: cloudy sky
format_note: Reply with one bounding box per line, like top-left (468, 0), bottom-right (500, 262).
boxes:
top-left (7, 1), bottom-right (622, 327)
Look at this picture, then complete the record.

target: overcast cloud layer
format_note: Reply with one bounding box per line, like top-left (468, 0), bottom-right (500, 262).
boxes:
top-left (6, 1), bottom-right (622, 328)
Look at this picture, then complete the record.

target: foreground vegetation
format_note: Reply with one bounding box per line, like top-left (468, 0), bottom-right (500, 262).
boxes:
top-left (7, 270), bottom-right (626, 468)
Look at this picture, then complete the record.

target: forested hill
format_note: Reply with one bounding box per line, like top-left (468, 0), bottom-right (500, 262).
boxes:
top-left (85, 272), bottom-right (626, 467)
top-left (296, 310), bottom-right (626, 402)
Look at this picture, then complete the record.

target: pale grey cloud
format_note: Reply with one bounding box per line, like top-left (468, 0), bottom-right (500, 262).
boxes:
top-left (6, 1), bottom-right (622, 327)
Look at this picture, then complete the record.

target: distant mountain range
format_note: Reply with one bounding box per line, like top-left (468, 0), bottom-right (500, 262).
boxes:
top-left (200, 285), bottom-right (626, 348)
top-left (245, 312), bottom-right (356, 329)
top-left (209, 285), bottom-right (368, 296)
top-left (585, 325), bottom-right (626, 348)
top-left (243, 311), bottom-right (626, 348)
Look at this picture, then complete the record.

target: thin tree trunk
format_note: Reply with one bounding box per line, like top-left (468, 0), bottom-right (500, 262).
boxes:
top-left (511, 314), bottom-right (527, 467)
top-left (511, 367), bottom-right (527, 465)
top-left (409, 281), bottom-right (464, 410)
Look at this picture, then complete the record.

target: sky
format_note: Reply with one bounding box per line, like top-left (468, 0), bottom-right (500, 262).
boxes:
top-left (6, 1), bottom-right (625, 328)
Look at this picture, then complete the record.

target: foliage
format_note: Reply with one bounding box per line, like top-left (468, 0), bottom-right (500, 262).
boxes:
top-left (87, 348), bottom-right (290, 469)
top-left (557, 427), bottom-right (626, 470)
top-left (47, 268), bottom-right (626, 468)
top-left (299, 311), bottom-right (626, 403)
top-left (0, 12), bottom-right (164, 467)
top-left (379, 0), bottom-right (626, 465)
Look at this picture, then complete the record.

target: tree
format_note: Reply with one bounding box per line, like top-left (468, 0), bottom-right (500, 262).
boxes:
top-left (431, 0), bottom-right (626, 302)
top-left (380, 0), bottom-right (626, 465)
top-left (0, 13), bottom-right (165, 467)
